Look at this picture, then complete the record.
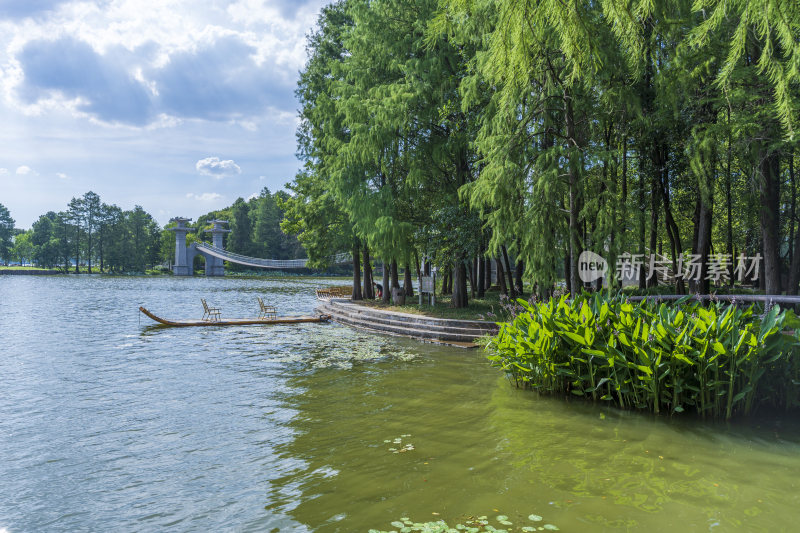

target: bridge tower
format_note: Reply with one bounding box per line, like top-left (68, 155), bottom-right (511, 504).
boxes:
top-left (169, 217), bottom-right (195, 276)
top-left (204, 220), bottom-right (230, 276)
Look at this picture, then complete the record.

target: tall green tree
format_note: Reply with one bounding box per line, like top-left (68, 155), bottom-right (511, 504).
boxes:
top-left (228, 197), bottom-right (254, 258)
top-left (11, 231), bottom-right (34, 264)
top-left (0, 203), bottom-right (14, 263)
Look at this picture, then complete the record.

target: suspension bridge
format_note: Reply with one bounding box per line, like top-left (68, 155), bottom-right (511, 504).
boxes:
top-left (169, 217), bottom-right (350, 276)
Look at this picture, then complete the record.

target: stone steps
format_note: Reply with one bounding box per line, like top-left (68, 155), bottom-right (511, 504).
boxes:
top-left (321, 299), bottom-right (499, 331)
top-left (322, 308), bottom-right (482, 343)
top-left (316, 299), bottom-right (498, 347)
top-left (320, 302), bottom-right (495, 335)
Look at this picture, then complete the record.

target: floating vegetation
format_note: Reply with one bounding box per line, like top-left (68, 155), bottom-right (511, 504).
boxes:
top-left (370, 512), bottom-right (559, 532)
top-left (487, 293), bottom-right (800, 419)
top-left (270, 330), bottom-right (418, 368)
top-left (384, 435), bottom-right (415, 453)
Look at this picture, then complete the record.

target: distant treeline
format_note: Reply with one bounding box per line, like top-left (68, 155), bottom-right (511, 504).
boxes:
top-left (0, 187), bottom-right (304, 273)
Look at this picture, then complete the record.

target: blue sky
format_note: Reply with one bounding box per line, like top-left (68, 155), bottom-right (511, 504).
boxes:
top-left (0, 0), bottom-right (329, 228)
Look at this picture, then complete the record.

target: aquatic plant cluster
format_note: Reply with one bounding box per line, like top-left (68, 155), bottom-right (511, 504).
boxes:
top-left (487, 293), bottom-right (800, 419)
top-left (384, 434), bottom-right (415, 453)
top-left (371, 514), bottom-right (558, 532)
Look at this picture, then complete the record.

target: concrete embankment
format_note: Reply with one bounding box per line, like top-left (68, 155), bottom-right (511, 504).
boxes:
top-left (0, 269), bottom-right (63, 275)
top-left (315, 299), bottom-right (498, 348)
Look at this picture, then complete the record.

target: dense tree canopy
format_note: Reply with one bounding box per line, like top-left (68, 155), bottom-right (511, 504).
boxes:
top-left (287, 0), bottom-right (800, 305)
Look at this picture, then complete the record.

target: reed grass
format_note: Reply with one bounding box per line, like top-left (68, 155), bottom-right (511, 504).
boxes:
top-left (486, 293), bottom-right (800, 419)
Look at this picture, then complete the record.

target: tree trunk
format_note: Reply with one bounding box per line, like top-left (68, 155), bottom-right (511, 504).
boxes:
top-left (696, 198), bottom-right (713, 294)
top-left (501, 245), bottom-right (516, 299)
top-left (515, 258), bottom-right (524, 296)
top-left (496, 257), bottom-right (507, 295)
top-left (637, 156), bottom-right (646, 289)
top-left (471, 256), bottom-right (477, 298)
top-left (363, 245), bottom-right (374, 299)
top-left (485, 257), bottom-right (492, 290)
top-left (477, 244), bottom-right (486, 298)
top-left (74, 227), bottom-right (80, 274)
top-left (789, 151), bottom-right (800, 295)
top-left (660, 169), bottom-right (685, 294)
top-left (390, 259), bottom-right (400, 289)
top-left (99, 229), bottom-right (104, 273)
top-left (622, 136), bottom-right (628, 203)
top-left (87, 233), bottom-right (92, 274)
top-left (382, 260), bottom-right (390, 303)
top-left (647, 165), bottom-right (660, 288)
top-left (565, 89), bottom-right (582, 295)
top-left (404, 260), bottom-right (414, 297)
top-left (614, 135), bottom-right (628, 289)
top-left (452, 258), bottom-right (469, 308)
top-left (352, 238), bottom-right (363, 300)
top-left (759, 149), bottom-right (782, 294)
top-left (726, 107), bottom-right (734, 286)
top-left (693, 131), bottom-right (716, 294)
top-left (789, 151), bottom-right (795, 269)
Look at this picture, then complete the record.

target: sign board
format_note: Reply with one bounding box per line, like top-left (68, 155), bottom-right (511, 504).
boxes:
top-left (419, 275), bottom-right (435, 306)
top-left (420, 276), bottom-right (434, 294)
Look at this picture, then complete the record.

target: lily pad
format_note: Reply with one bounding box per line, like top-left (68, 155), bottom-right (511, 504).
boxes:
top-left (528, 514), bottom-right (543, 522)
top-left (543, 525), bottom-right (559, 531)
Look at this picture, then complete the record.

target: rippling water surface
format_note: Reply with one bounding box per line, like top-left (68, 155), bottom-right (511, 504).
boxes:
top-left (1, 275), bottom-right (799, 532)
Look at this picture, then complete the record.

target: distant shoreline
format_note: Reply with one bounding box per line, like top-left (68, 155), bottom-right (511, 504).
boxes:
top-left (0, 268), bottom-right (63, 275)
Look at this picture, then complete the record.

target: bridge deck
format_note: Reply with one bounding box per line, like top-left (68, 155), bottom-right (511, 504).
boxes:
top-left (195, 243), bottom-right (350, 269)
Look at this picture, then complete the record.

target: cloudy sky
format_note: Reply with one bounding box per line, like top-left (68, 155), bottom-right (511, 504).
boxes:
top-left (0, 0), bottom-right (330, 228)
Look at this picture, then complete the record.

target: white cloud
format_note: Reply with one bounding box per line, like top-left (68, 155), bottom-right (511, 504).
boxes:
top-left (195, 156), bottom-right (241, 177)
top-left (1, 0), bottom-right (326, 126)
top-left (0, 167), bottom-right (7, 174)
top-left (0, 1), bottom-right (312, 227)
top-left (56, 172), bottom-right (69, 179)
top-left (186, 192), bottom-right (223, 202)
top-left (16, 165), bottom-right (35, 175)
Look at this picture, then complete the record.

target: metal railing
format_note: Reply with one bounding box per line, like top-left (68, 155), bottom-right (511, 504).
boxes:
top-left (628, 294), bottom-right (800, 306)
top-left (195, 242), bottom-right (351, 269)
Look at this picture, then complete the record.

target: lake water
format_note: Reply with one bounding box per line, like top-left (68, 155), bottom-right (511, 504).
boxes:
top-left (1, 275), bottom-right (799, 532)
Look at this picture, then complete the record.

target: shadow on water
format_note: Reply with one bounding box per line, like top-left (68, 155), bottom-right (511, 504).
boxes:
top-left (262, 351), bottom-right (800, 532)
